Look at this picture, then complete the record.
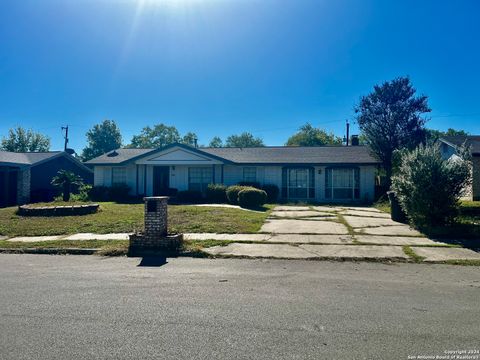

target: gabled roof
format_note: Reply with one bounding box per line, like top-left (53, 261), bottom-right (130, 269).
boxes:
top-left (0, 151), bottom-right (62, 167)
top-left (85, 143), bottom-right (380, 165)
top-left (84, 148), bottom-right (154, 165)
top-left (0, 151), bottom-right (93, 172)
top-left (440, 135), bottom-right (480, 155)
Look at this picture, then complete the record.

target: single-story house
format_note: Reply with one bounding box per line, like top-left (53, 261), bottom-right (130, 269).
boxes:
top-left (439, 135), bottom-right (480, 200)
top-left (0, 151), bottom-right (93, 207)
top-left (85, 143), bottom-right (380, 203)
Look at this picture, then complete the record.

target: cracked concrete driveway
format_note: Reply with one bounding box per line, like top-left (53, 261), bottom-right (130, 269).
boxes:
top-left (201, 205), bottom-right (480, 261)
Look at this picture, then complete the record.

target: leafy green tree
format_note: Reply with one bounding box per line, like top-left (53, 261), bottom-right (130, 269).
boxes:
top-left (355, 77), bottom-right (431, 187)
top-left (1, 127), bottom-right (50, 152)
top-left (51, 170), bottom-right (84, 202)
top-left (181, 132), bottom-right (199, 147)
top-left (208, 136), bottom-right (223, 148)
top-left (129, 123), bottom-right (181, 148)
top-left (286, 123), bottom-right (342, 146)
top-left (426, 128), bottom-right (470, 143)
top-left (392, 144), bottom-right (471, 228)
top-left (225, 132), bottom-right (264, 147)
top-left (81, 120), bottom-right (122, 161)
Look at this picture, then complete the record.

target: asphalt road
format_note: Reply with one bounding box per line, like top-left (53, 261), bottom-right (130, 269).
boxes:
top-left (0, 255), bottom-right (479, 360)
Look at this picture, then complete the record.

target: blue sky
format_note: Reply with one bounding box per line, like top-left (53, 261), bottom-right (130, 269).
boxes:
top-left (1, 0), bottom-right (479, 151)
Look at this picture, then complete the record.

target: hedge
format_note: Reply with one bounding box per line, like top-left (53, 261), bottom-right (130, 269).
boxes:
top-left (238, 187), bottom-right (267, 208)
top-left (206, 184), bottom-right (228, 203)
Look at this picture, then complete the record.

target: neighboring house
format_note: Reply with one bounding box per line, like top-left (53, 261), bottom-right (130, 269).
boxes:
top-left (439, 135), bottom-right (480, 200)
top-left (0, 151), bottom-right (93, 207)
top-left (85, 143), bottom-right (380, 203)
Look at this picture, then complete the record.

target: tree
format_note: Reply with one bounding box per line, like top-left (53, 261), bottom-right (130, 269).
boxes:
top-left (426, 128), bottom-right (470, 143)
top-left (181, 132), bottom-right (198, 147)
top-left (129, 123), bottom-right (181, 148)
top-left (225, 132), bottom-right (264, 147)
top-left (1, 127), bottom-right (50, 152)
top-left (355, 77), bottom-right (431, 187)
top-left (51, 170), bottom-right (84, 202)
top-left (286, 123), bottom-right (342, 146)
top-left (208, 136), bottom-right (223, 148)
top-left (392, 144), bottom-right (471, 228)
top-left (81, 120), bottom-right (122, 161)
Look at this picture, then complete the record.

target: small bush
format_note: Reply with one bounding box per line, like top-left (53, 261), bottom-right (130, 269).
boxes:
top-left (392, 144), bottom-right (471, 228)
top-left (88, 185), bottom-right (131, 202)
top-left (89, 186), bottom-right (110, 202)
top-left (109, 184), bottom-right (132, 202)
top-left (176, 190), bottom-right (203, 204)
top-left (238, 187), bottom-right (267, 208)
top-left (226, 185), bottom-right (249, 204)
top-left (237, 181), bottom-right (261, 188)
top-left (206, 184), bottom-right (227, 203)
top-left (77, 184), bottom-right (92, 202)
top-left (261, 184), bottom-right (279, 203)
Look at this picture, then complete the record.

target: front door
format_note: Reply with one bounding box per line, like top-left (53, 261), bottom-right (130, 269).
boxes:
top-left (287, 168), bottom-right (309, 199)
top-left (153, 166), bottom-right (170, 196)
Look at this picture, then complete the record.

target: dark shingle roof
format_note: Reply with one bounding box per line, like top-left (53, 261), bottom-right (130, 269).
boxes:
top-left (202, 146), bottom-right (379, 164)
top-left (440, 136), bottom-right (480, 155)
top-left (84, 148), bottom-right (154, 165)
top-left (85, 144), bottom-right (380, 165)
top-left (0, 151), bottom-right (62, 166)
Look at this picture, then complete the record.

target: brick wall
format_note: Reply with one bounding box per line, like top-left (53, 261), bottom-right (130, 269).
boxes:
top-left (17, 168), bottom-right (31, 205)
top-left (129, 197), bottom-right (182, 252)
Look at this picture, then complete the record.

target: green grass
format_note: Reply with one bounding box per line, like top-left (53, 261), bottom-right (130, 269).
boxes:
top-left (0, 202), bottom-right (270, 237)
top-left (402, 246), bottom-right (425, 263)
top-left (0, 239), bottom-right (127, 249)
top-left (373, 200), bottom-right (391, 213)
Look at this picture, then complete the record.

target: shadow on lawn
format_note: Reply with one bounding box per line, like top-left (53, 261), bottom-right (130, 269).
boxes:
top-left (420, 223), bottom-right (480, 251)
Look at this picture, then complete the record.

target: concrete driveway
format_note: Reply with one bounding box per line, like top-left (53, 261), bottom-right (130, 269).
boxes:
top-left (200, 205), bottom-right (480, 262)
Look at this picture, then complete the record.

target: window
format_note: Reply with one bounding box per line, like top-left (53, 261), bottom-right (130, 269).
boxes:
top-left (243, 167), bottom-right (257, 183)
top-left (188, 167), bottom-right (213, 193)
top-left (281, 167), bottom-right (315, 199)
top-left (325, 168), bottom-right (360, 200)
top-left (112, 167), bottom-right (127, 185)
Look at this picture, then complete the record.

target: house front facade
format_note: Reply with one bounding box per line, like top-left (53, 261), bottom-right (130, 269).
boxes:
top-left (85, 143), bottom-right (380, 203)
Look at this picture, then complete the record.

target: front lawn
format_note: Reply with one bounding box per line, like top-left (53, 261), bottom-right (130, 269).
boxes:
top-left (0, 202), bottom-right (271, 237)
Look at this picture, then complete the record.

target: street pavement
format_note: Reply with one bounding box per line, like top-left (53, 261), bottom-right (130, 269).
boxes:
top-left (0, 254), bottom-right (479, 360)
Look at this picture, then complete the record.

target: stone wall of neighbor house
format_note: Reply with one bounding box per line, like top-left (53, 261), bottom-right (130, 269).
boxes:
top-left (473, 156), bottom-right (480, 201)
top-left (17, 168), bottom-right (31, 205)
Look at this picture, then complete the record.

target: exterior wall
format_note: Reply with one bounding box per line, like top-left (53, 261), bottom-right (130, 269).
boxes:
top-left (473, 156), bottom-right (480, 201)
top-left (93, 163), bottom-right (377, 202)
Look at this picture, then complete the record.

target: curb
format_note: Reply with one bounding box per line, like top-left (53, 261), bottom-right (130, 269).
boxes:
top-left (0, 248), bottom-right (98, 255)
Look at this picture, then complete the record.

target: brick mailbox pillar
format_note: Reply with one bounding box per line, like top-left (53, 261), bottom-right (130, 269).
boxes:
top-left (129, 196), bottom-right (183, 255)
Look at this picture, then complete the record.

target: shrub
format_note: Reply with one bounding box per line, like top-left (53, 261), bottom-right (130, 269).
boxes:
top-left (392, 144), bottom-right (471, 228)
top-left (206, 184), bottom-right (227, 203)
top-left (237, 181), bottom-right (261, 188)
top-left (109, 184), bottom-right (132, 202)
top-left (89, 186), bottom-right (110, 202)
top-left (77, 184), bottom-right (93, 202)
top-left (261, 184), bottom-right (279, 203)
top-left (238, 187), bottom-right (267, 208)
top-left (226, 185), bottom-right (249, 204)
top-left (176, 190), bottom-right (203, 204)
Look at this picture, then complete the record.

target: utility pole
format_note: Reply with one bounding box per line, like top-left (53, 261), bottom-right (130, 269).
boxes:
top-left (61, 125), bottom-right (69, 151)
top-left (345, 120), bottom-right (350, 146)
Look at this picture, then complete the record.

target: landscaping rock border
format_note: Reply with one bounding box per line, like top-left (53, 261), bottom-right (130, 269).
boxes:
top-left (18, 204), bottom-right (99, 217)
